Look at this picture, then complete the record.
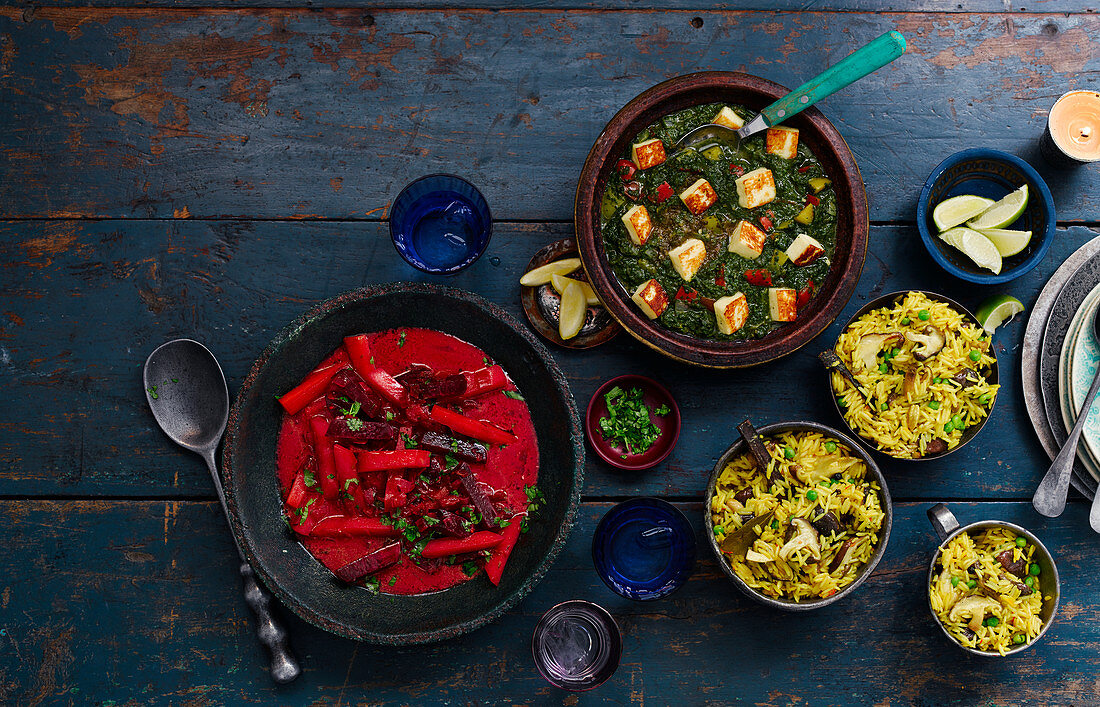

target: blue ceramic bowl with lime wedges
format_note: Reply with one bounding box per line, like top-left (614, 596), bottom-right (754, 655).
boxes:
top-left (916, 149), bottom-right (1055, 284)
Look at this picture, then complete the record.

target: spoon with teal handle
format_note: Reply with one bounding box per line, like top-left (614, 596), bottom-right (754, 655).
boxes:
top-left (673, 31), bottom-right (907, 154)
top-left (1033, 305), bottom-right (1100, 531)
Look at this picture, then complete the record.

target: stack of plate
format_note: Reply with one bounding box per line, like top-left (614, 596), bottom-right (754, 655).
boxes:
top-left (1022, 236), bottom-right (1100, 499)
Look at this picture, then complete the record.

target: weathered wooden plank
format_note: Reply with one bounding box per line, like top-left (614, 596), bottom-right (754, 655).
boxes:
top-left (1, 218), bottom-right (1094, 500)
top-left (1, 499), bottom-right (1097, 706)
top-left (3, 0), bottom-right (1092, 13)
top-left (1, 9), bottom-right (1098, 222)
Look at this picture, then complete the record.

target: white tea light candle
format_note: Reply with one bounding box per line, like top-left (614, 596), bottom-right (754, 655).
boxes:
top-left (1042, 90), bottom-right (1100, 167)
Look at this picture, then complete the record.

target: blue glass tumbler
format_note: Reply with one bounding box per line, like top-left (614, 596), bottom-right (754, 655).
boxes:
top-left (389, 174), bottom-right (493, 275)
top-left (591, 498), bottom-right (696, 601)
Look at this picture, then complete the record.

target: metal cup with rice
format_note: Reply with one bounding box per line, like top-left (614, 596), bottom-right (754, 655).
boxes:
top-left (829, 291), bottom-right (999, 460)
top-left (704, 421), bottom-right (892, 610)
top-left (926, 504), bottom-right (1060, 656)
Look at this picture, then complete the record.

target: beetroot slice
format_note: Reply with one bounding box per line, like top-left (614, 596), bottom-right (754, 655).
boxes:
top-left (417, 374), bottom-right (467, 400)
top-left (438, 509), bottom-right (471, 538)
top-left (329, 369), bottom-right (385, 419)
top-left (333, 541), bottom-right (401, 583)
top-left (417, 431), bottom-right (487, 463)
top-left (461, 472), bottom-right (498, 524)
top-left (327, 418), bottom-right (397, 443)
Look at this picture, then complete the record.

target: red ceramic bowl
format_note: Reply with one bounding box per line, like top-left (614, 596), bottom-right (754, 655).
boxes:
top-left (585, 375), bottom-right (680, 470)
top-left (574, 72), bottom-right (869, 368)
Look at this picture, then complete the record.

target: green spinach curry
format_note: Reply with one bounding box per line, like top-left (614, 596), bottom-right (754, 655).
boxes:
top-left (600, 102), bottom-right (837, 341)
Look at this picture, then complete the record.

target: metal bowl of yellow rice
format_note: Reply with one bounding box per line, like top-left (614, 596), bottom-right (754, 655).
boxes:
top-left (704, 421), bottom-right (892, 611)
top-left (828, 290), bottom-right (999, 460)
top-left (926, 504), bottom-right (1059, 656)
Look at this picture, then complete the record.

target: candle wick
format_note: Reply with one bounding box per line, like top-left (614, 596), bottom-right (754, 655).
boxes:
top-left (1082, 126), bottom-right (1093, 139)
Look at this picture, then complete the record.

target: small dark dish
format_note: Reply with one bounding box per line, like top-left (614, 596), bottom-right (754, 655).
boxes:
top-left (916, 149), bottom-right (1056, 284)
top-left (585, 375), bottom-right (681, 470)
top-left (520, 238), bottom-right (620, 349)
top-left (926, 504), bottom-right (1059, 657)
top-left (827, 290), bottom-right (1000, 461)
top-left (703, 420), bottom-right (893, 611)
top-left (222, 283), bottom-right (584, 644)
top-left (575, 71), bottom-right (869, 368)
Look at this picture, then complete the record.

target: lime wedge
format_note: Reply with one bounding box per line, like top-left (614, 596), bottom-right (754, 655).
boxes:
top-left (519, 258), bottom-right (581, 287)
top-left (967, 185), bottom-right (1028, 231)
top-left (550, 273), bottom-right (600, 305)
top-left (975, 294), bottom-right (1025, 334)
top-left (558, 281), bottom-right (586, 340)
top-left (938, 226), bottom-right (971, 250)
top-left (939, 227), bottom-right (1002, 274)
top-left (977, 228), bottom-right (1032, 258)
top-left (932, 195), bottom-right (994, 231)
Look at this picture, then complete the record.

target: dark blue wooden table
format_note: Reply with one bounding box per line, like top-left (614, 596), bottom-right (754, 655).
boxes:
top-left (2, 3), bottom-right (1099, 705)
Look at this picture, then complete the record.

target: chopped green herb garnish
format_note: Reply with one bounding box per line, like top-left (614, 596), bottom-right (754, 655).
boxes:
top-left (444, 453), bottom-right (459, 469)
top-left (304, 469), bottom-right (318, 489)
top-left (388, 575), bottom-right (397, 586)
top-left (340, 401), bottom-right (361, 417)
top-left (147, 386), bottom-right (158, 400)
top-left (461, 561), bottom-right (479, 577)
top-left (402, 433), bottom-right (418, 449)
top-left (398, 330), bottom-right (407, 347)
top-left (364, 576), bottom-right (380, 593)
top-left (346, 417), bottom-right (363, 431)
top-left (293, 497), bottom-right (317, 523)
top-left (385, 411), bottom-right (394, 421)
top-left (343, 477), bottom-right (358, 491)
top-left (597, 386), bottom-right (664, 455)
top-left (503, 390), bottom-right (525, 401)
top-left (482, 357), bottom-right (490, 365)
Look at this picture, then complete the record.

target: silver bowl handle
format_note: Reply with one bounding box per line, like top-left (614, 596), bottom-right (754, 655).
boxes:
top-left (927, 503), bottom-right (960, 542)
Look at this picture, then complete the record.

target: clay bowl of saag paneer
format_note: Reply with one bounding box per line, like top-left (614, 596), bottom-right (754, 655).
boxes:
top-left (575, 72), bottom-right (869, 369)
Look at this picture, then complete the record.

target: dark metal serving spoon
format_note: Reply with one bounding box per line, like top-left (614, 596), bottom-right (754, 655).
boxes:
top-left (1033, 308), bottom-right (1100, 532)
top-left (144, 339), bottom-right (301, 683)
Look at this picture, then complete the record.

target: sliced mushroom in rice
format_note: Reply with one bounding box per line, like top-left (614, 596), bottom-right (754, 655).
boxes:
top-left (905, 325), bottom-right (946, 361)
top-left (779, 518), bottom-right (821, 560)
top-left (745, 549), bottom-right (770, 563)
top-left (948, 596), bottom-right (1001, 632)
top-left (952, 369), bottom-right (983, 388)
top-left (854, 332), bottom-right (905, 370)
top-left (829, 538), bottom-right (859, 576)
top-left (810, 508), bottom-right (842, 536)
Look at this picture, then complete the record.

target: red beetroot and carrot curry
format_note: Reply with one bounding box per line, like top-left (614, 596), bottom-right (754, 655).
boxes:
top-left (275, 327), bottom-right (541, 594)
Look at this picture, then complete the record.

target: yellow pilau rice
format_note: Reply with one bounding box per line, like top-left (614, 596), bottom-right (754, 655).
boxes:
top-left (930, 527), bottom-right (1047, 655)
top-left (710, 430), bottom-right (885, 602)
top-left (831, 291), bottom-right (998, 459)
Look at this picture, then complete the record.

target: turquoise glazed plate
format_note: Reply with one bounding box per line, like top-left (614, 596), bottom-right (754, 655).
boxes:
top-left (1069, 288), bottom-right (1100, 479)
top-left (1058, 281), bottom-right (1100, 482)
